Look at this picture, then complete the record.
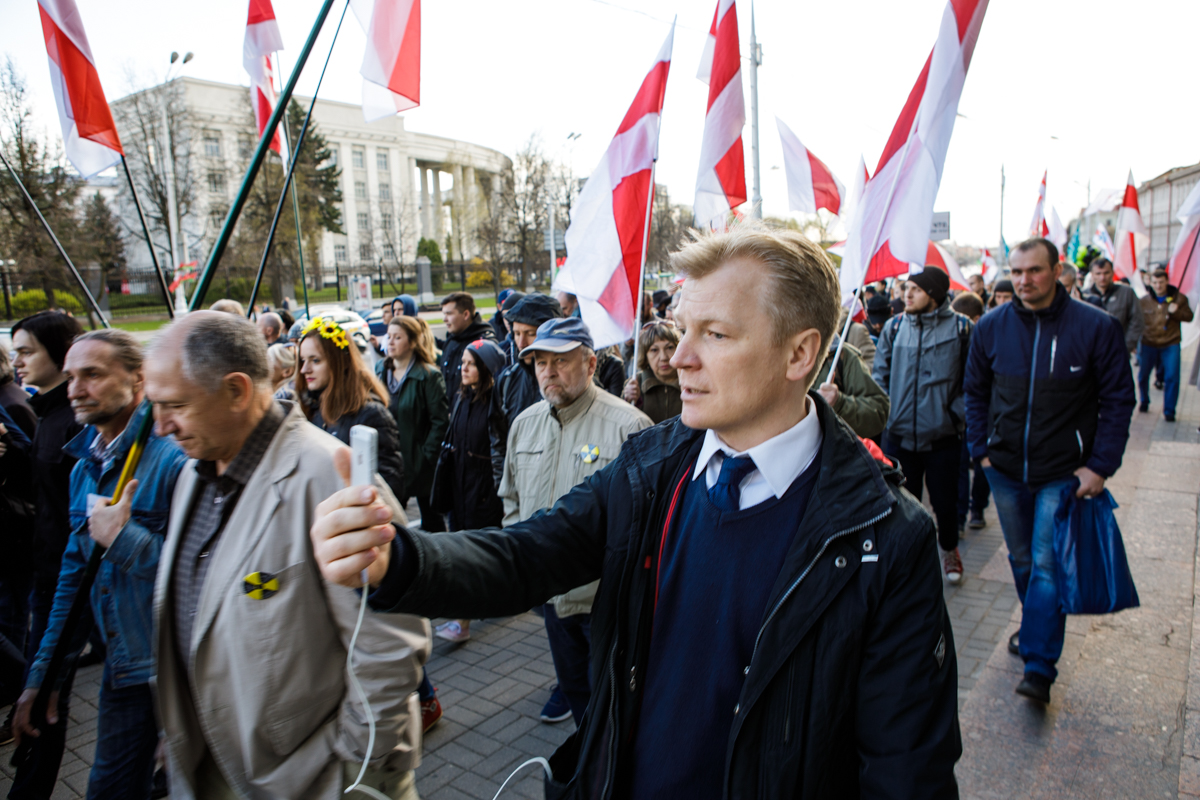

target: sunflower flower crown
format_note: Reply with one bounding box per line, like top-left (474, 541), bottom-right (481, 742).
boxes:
top-left (302, 316), bottom-right (350, 350)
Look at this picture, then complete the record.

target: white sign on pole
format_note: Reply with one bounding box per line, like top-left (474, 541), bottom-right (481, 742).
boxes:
top-left (930, 212), bottom-right (951, 240)
top-left (349, 275), bottom-right (373, 311)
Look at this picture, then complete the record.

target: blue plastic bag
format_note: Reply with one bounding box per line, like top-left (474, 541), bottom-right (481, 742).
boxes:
top-left (1052, 483), bottom-right (1139, 615)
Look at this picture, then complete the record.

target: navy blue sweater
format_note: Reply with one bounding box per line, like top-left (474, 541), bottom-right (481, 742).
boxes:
top-left (964, 284), bottom-right (1136, 485)
top-left (628, 454), bottom-right (821, 798)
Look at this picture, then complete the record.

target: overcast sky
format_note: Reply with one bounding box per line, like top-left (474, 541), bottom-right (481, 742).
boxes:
top-left (4, 0), bottom-right (1198, 249)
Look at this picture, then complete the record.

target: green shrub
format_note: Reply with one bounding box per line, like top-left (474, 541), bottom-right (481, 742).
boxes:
top-left (11, 289), bottom-right (83, 316)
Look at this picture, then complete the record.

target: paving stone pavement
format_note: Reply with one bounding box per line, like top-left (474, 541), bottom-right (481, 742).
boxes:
top-left (4, 352), bottom-right (1196, 798)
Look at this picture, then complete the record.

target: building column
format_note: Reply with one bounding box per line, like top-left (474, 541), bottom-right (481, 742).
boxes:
top-left (405, 157), bottom-right (418, 260)
top-left (451, 163), bottom-right (466, 258)
top-left (419, 165), bottom-right (432, 241)
top-left (432, 169), bottom-right (444, 244)
top-left (464, 165), bottom-right (479, 260)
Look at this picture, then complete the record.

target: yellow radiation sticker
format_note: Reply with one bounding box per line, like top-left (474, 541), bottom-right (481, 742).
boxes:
top-left (579, 444), bottom-right (600, 464)
top-left (242, 571), bottom-right (280, 600)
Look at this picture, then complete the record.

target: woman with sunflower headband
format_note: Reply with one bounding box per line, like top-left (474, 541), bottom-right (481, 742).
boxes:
top-left (298, 316), bottom-right (405, 500)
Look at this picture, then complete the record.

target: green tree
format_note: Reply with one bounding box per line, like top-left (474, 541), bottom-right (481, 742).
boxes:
top-left (417, 237), bottom-right (443, 265)
top-left (0, 59), bottom-right (84, 314)
top-left (80, 191), bottom-right (127, 291)
top-left (228, 99), bottom-right (343, 306)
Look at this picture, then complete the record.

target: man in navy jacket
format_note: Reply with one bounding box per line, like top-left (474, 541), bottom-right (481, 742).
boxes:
top-left (964, 238), bottom-right (1135, 704)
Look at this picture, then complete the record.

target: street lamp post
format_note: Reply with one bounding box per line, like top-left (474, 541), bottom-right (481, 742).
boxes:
top-left (163, 51), bottom-right (193, 314)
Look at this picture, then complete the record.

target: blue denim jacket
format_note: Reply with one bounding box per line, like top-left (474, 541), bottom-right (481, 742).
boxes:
top-left (27, 400), bottom-right (188, 690)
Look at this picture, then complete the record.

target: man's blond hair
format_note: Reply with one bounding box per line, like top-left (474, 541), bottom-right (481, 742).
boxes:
top-left (670, 224), bottom-right (841, 365)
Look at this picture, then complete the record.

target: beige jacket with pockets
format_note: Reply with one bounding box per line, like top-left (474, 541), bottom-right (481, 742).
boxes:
top-left (153, 405), bottom-right (431, 800)
top-left (499, 383), bottom-right (652, 616)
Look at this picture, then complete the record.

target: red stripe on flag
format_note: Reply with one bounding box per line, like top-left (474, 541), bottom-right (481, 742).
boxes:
top-left (1122, 181), bottom-right (1140, 211)
top-left (255, 85), bottom-right (281, 154)
top-left (863, 242), bottom-right (912, 284)
top-left (706, 2), bottom-right (740, 112)
top-left (713, 140), bottom-right (747, 208)
top-left (603, 169), bottom-right (653, 329)
top-left (950, 0), bottom-right (984, 41)
top-left (386, 0), bottom-right (421, 103)
top-left (808, 151), bottom-right (841, 216)
top-left (875, 51), bottom-right (931, 176)
top-left (1172, 224), bottom-right (1200, 297)
top-left (38, 5), bottom-right (122, 153)
top-left (616, 60), bottom-right (670, 135)
top-left (247, 0), bottom-right (276, 25)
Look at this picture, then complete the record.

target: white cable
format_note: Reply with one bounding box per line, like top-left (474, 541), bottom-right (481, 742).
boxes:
top-left (491, 757), bottom-right (552, 800)
top-left (344, 569), bottom-right (390, 800)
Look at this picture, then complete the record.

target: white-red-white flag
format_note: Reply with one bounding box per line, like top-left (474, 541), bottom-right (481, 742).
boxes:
top-left (1114, 169), bottom-right (1148, 296)
top-left (244, 0), bottom-right (284, 155)
top-left (37, 0), bottom-right (123, 178)
top-left (553, 28), bottom-right (674, 348)
top-left (693, 0), bottom-right (746, 229)
top-left (1169, 180), bottom-right (1200, 346)
top-left (840, 0), bottom-right (989, 301)
top-left (981, 248), bottom-right (1000, 283)
top-left (351, 0), bottom-right (420, 122)
top-left (913, 240), bottom-right (969, 291)
top-left (777, 117), bottom-right (845, 216)
top-left (1047, 206), bottom-right (1067, 257)
top-left (1029, 170), bottom-right (1048, 238)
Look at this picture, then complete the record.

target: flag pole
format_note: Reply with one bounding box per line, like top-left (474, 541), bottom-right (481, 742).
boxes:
top-left (631, 161), bottom-right (657, 375)
top-left (275, 54), bottom-right (312, 320)
top-left (190, 0), bottom-right (339, 311)
top-left (827, 118), bottom-right (918, 378)
top-left (0, 150), bottom-right (109, 327)
top-left (119, 156), bottom-right (174, 319)
top-left (247, 0), bottom-right (350, 318)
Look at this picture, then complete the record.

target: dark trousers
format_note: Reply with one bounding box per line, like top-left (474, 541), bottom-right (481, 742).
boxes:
top-left (543, 605), bottom-right (592, 726)
top-left (415, 494), bottom-right (446, 533)
top-left (86, 679), bottom-right (158, 800)
top-left (1138, 342), bottom-right (1181, 416)
top-left (957, 438), bottom-right (991, 523)
top-left (0, 545), bottom-right (32, 705)
top-left (886, 435), bottom-right (962, 552)
top-left (9, 585), bottom-right (76, 800)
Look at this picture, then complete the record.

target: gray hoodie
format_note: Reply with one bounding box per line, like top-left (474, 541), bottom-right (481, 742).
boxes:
top-left (872, 299), bottom-right (973, 452)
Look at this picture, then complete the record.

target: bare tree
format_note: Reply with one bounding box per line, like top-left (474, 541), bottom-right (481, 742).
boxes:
top-left (497, 136), bottom-right (550, 290)
top-left (647, 183), bottom-right (693, 270)
top-left (0, 58), bottom-right (84, 312)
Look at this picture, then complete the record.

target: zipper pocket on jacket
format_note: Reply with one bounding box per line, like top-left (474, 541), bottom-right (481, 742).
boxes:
top-left (1076, 430), bottom-right (1083, 457)
top-left (1049, 336), bottom-right (1058, 376)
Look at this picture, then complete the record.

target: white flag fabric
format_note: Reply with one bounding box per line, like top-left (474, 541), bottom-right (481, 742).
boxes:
top-left (37, 0), bottom-right (123, 178)
top-left (552, 28), bottom-right (674, 349)
top-left (244, 0), bottom-right (285, 156)
top-left (1169, 181), bottom-right (1200, 348)
top-left (1029, 170), bottom-right (1048, 238)
top-left (1114, 169), bottom-right (1148, 297)
top-left (1047, 206), bottom-right (1068, 256)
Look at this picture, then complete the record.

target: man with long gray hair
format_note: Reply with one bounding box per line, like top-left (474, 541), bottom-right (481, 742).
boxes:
top-left (144, 311), bottom-right (430, 799)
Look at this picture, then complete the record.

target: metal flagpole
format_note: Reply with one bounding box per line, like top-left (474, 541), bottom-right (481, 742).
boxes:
top-left (748, 0), bottom-right (762, 219)
top-left (0, 150), bottom-right (109, 327)
top-left (275, 55), bottom-right (312, 320)
top-left (827, 117), bottom-right (919, 377)
top-left (246, 0), bottom-right (350, 317)
top-left (190, 0), bottom-right (339, 311)
top-left (119, 156), bottom-right (174, 318)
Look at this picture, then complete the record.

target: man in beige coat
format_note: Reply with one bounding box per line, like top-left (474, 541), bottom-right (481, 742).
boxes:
top-left (145, 312), bottom-right (430, 800)
top-left (498, 317), bottom-right (651, 726)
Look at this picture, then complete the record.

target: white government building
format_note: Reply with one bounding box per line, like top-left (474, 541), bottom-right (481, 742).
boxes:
top-left (108, 77), bottom-right (511, 289)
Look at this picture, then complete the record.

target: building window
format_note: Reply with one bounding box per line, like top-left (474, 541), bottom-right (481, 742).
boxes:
top-left (334, 244), bottom-right (348, 263)
top-left (380, 211), bottom-right (394, 232)
top-left (352, 147), bottom-right (365, 169)
top-left (203, 131), bottom-right (222, 158)
top-left (355, 181), bottom-right (367, 200)
top-left (359, 243), bottom-right (372, 261)
top-left (377, 150), bottom-right (389, 171)
top-left (207, 170), bottom-right (226, 194)
top-left (238, 133), bottom-right (254, 160)
top-left (379, 183), bottom-right (391, 201)
top-left (382, 243), bottom-right (396, 261)
top-left (357, 212), bottom-right (369, 231)
top-left (209, 207), bottom-right (227, 231)
top-left (327, 147), bottom-right (338, 167)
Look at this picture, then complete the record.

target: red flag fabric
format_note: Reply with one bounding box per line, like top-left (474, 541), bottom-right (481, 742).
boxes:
top-left (693, 0), bottom-right (746, 229)
top-left (244, 0), bottom-right (284, 155)
top-left (351, 0), bottom-right (420, 121)
top-left (777, 117), bottom-right (845, 216)
top-left (37, 0), bottom-right (123, 177)
top-left (1029, 170), bottom-right (1048, 238)
top-left (553, 28), bottom-right (674, 348)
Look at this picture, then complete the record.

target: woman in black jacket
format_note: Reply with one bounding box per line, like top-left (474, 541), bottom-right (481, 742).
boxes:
top-left (374, 315), bottom-right (449, 532)
top-left (434, 338), bottom-right (507, 643)
top-left (297, 317), bottom-right (404, 500)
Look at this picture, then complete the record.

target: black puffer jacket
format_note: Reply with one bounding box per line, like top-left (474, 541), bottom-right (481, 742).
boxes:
top-left (439, 314), bottom-right (497, 402)
top-left (444, 389), bottom-right (506, 530)
top-left (28, 382), bottom-right (84, 589)
top-left (379, 398), bottom-right (961, 799)
top-left (311, 398), bottom-right (405, 501)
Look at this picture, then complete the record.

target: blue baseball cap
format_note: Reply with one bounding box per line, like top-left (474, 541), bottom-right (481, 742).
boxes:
top-left (519, 317), bottom-right (594, 359)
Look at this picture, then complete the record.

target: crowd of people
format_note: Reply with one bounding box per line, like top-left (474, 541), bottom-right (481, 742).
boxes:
top-left (0, 223), bottom-right (1179, 797)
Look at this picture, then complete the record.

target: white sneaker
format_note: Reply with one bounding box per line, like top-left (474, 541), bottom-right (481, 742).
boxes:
top-left (435, 620), bottom-right (470, 642)
top-left (943, 548), bottom-right (963, 584)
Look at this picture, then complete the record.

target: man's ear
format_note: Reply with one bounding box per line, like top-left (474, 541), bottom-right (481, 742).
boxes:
top-left (223, 372), bottom-right (256, 413)
top-left (785, 328), bottom-right (824, 385)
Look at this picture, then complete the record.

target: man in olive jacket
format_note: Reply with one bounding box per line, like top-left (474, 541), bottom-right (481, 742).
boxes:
top-left (312, 227), bottom-right (961, 799)
top-left (813, 338), bottom-right (890, 439)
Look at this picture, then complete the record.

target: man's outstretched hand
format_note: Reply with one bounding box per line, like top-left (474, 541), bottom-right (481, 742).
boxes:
top-left (311, 447), bottom-right (396, 588)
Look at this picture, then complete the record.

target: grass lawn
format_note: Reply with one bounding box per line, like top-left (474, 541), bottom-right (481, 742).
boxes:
top-left (113, 319), bottom-right (171, 332)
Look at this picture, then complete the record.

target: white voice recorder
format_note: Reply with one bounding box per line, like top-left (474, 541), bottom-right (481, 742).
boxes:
top-left (349, 425), bottom-right (378, 488)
